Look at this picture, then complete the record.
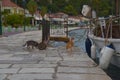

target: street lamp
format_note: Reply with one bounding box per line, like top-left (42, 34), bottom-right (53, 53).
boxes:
top-left (0, 0), bottom-right (2, 35)
top-left (63, 15), bottom-right (68, 37)
top-left (23, 0), bottom-right (26, 31)
top-left (37, 6), bottom-right (41, 30)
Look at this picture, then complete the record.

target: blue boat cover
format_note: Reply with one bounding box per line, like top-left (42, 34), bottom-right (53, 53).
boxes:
top-left (85, 37), bottom-right (92, 57)
top-left (107, 43), bottom-right (115, 50)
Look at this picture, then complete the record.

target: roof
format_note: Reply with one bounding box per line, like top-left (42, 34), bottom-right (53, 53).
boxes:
top-left (49, 12), bottom-right (68, 18)
top-left (2, 0), bottom-right (21, 8)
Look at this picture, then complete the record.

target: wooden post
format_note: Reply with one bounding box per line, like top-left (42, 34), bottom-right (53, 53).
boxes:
top-left (42, 19), bottom-right (50, 43)
top-left (0, 0), bottom-right (2, 35)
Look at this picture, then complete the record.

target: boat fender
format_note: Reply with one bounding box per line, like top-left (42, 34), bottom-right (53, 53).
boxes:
top-left (99, 46), bottom-right (106, 58)
top-left (85, 37), bottom-right (92, 57)
top-left (91, 44), bottom-right (96, 59)
top-left (99, 43), bottom-right (115, 69)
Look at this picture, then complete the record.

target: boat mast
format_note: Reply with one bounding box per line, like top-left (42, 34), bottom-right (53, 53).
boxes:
top-left (115, 0), bottom-right (119, 16)
top-left (115, 0), bottom-right (120, 38)
top-left (115, 0), bottom-right (118, 16)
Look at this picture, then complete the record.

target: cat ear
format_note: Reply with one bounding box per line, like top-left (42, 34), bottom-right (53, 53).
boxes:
top-left (70, 37), bottom-right (74, 40)
top-left (72, 37), bottom-right (74, 40)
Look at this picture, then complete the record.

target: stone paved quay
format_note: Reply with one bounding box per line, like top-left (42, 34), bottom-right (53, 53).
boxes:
top-left (0, 30), bottom-right (112, 80)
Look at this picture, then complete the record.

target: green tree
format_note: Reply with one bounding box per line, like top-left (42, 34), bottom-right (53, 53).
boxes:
top-left (12, 0), bottom-right (115, 17)
top-left (47, 4), bottom-right (59, 13)
top-left (2, 10), bottom-right (10, 27)
top-left (91, 0), bottom-right (112, 17)
top-left (11, 0), bottom-right (29, 8)
top-left (5, 14), bottom-right (24, 28)
top-left (98, 0), bottom-right (111, 16)
top-left (24, 17), bottom-right (32, 26)
top-left (41, 6), bottom-right (47, 18)
top-left (37, 0), bottom-right (49, 6)
top-left (64, 5), bottom-right (77, 15)
top-left (69, 0), bottom-right (83, 14)
top-left (53, 0), bottom-right (67, 12)
top-left (27, 0), bottom-right (37, 26)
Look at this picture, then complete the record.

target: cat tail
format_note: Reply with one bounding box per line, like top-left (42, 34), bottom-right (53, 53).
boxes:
top-left (23, 42), bottom-right (26, 47)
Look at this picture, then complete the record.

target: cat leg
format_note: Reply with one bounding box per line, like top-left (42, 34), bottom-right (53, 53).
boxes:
top-left (32, 46), bottom-right (34, 49)
top-left (23, 43), bottom-right (26, 47)
top-left (68, 48), bottom-right (72, 56)
top-left (66, 48), bottom-right (71, 56)
top-left (27, 45), bottom-right (30, 49)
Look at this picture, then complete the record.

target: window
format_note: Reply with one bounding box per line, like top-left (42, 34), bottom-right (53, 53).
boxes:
top-left (4, 9), bottom-right (11, 14)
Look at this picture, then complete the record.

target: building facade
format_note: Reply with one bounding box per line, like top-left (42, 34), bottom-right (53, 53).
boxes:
top-left (1, 0), bottom-right (24, 15)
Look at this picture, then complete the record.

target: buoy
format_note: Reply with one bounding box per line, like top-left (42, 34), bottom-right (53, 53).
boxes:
top-left (91, 44), bottom-right (96, 59)
top-left (99, 46), bottom-right (106, 58)
top-left (99, 43), bottom-right (115, 69)
top-left (85, 37), bottom-right (92, 57)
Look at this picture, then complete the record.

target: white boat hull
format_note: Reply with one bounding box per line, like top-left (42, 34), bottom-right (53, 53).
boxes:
top-left (88, 34), bottom-right (120, 67)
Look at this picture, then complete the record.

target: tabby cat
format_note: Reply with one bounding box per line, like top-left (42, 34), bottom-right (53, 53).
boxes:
top-left (38, 42), bottom-right (47, 50)
top-left (23, 40), bottom-right (39, 49)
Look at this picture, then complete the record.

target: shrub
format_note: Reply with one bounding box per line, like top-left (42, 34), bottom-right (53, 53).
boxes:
top-left (5, 14), bottom-right (24, 28)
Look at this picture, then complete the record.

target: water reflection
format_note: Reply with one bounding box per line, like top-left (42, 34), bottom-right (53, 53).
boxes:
top-left (69, 29), bottom-right (87, 52)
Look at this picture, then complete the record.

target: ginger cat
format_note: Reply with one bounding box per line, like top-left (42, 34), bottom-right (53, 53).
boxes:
top-left (66, 37), bottom-right (74, 55)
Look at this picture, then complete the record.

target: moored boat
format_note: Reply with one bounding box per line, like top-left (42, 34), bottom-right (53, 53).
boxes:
top-left (88, 31), bottom-right (120, 68)
top-left (81, 0), bottom-right (120, 68)
top-left (88, 15), bottom-right (120, 68)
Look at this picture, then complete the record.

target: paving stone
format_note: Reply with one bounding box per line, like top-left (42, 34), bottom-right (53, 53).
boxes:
top-left (0, 60), bottom-right (38, 64)
top-left (23, 55), bottom-right (43, 61)
top-left (59, 61), bottom-right (97, 67)
top-left (0, 74), bottom-right (7, 80)
top-left (31, 54), bottom-right (46, 58)
top-left (0, 68), bottom-right (19, 73)
top-left (62, 54), bottom-right (92, 61)
top-left (63, 56), bottom-right (90, 61)
top-left (12, 63), bottom-right (57, 68)
top-left (0, 57), bottom-right (24, 61)
top-left (7, 44), bottom-right (18, 47)
top-left (12, 54), bottom-right (32, 58)
top-left (0, 49), bottom-right (9, 54)
top-left (0, 54), bottom-right (13, 59)
top-left (57, 47), bottom-right (82, 53)
top-left (19, 68), bottom-right (55, 73)
top-left (56, 73), bottom-right (112, 80)
top-left (14, 52), bottom-right (30, 55)
top-left (46, 50), bottom-right (59, 57)
top-left (39, 61), bottom-right (58, 64)
top-left (0, 64), bottom-right (11, 68)
top-left (57, 67), bottom-right (106, 74)
top-left (44, 57), bottom-right (62, 61)
top-left (8, 74), bottom-right (53, 80)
